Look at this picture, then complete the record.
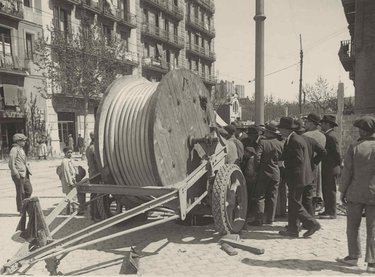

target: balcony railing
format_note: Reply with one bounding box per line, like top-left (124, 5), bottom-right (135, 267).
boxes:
top-left (141, 23), bottom-right (185, 48)
top-left (81, 0), bottom-right (102, 12)
top-left (0, 54), bottom-right (29, 75)
top-left (0, 0), bottom-right (24, 20)
top-left (339, 40), bottom-right (355, 72)
top-left (186, 43), bottom-right (216, 61)
top-left (191, 69), bottom-right (216, 84)
top-left (119, 51), bottom-right (139, 65)
top-left (141, 0), bottom-right (183, 20)
top-left (116, 10), bottom-right (137, 28)
top-left (142, 56), bottom-right (171, 73)
top-left (186, 16), bottom-right (215, 37)
top-left (196, 0), bottom-right (215, 13)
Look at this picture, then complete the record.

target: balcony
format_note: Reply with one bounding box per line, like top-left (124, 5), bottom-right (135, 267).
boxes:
top-left (338, 40), bottom-right (355, 72)
top-left (141, 23), bottom-right (185, 49)
top-left (142, 57), bottom-right (170, 73)
top-left (0, 0), bottom-right (23, 21)
top-left (0, 54), bottom-right (28, 76)
top-left (81, 0), bottom-right (102, 13)
top-left (118, 51), bottom-right (139, 66)
top-left (186, 43), bottom-right (216, 61)
top-left (141, 0), bottom-right (183, 21)
top-left (63, 0), bottom-right (81, 5)
top-left (191, 69), bottom-right (216, 85)
top-left (196, 0), bottom-right (215, 13)
top-left (116, 10), bottom-right (137, 28)
top-left (186, 16), bottom-right (215, 38)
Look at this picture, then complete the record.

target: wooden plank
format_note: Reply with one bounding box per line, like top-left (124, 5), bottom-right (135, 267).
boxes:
top-left (220, 238), bottom-right (265, 255)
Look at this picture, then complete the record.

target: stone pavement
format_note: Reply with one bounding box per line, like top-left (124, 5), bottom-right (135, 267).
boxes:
top-left (0, 157), bottom-right (371, 276)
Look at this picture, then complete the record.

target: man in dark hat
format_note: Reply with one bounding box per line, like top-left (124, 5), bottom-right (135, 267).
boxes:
top-left (277, 117), bottom-right (321, 237)
top-left (320, 114), bottom-right (341, 219)
top-left (8, 133), bottom-right (33, 214)
top-left (337, 116), bottom-right (375, 273)
top-left (249, 121), bottom-right (284, 226)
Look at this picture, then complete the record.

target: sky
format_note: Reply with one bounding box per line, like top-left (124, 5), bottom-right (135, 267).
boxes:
top-left (214, 0), bottom-right (354, 102)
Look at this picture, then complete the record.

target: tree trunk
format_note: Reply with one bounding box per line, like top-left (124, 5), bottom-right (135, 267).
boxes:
top-left (81, 96), bottom-right (89, 161)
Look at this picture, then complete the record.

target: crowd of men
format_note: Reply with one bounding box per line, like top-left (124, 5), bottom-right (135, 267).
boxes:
top-left (218, 112), bottom-right (341, 238)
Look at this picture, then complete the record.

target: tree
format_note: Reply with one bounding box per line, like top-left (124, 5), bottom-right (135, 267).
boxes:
top-left (304, 76), bottom-right (337, 114)
top-left (34, 14), bottom-right (131, 159)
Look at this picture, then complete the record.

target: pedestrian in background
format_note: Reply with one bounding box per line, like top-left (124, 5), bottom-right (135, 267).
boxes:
top-left (86, 131), bottom-right (101, 221)
top-left (67, 134), bottom-right (74, 152)
top-left (337, 116), bottom-right (375, 273)
top-left (320, 115), bottom-right (341, 219)
top-left (38, 136), bottom-right (47, 160)
top-left (8, 133), bottom-right (33, 214)
top-left (249, 121), bottom-right (283, 226)
top-left (77, 134), bottom-right (84, 155)
top-left (277, 117), bottom-right (320, 238)
top-left (224, 124), bottom-right (244, 166)
top-left (303, 113), bottom-right (326, 213)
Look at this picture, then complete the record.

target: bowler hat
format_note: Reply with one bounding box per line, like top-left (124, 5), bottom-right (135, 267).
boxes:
top-left (224, 125), bottom-right (237, 135)
top-left (303, 112), bottom-right (321, 125)
top-left (353, 116), bottom-right (375, 133)
top-left (277, 117), bottom-right (298, 130)
top-left (321, 114), bottom-right (338, 127)
top-left (265, 120), bottom-right (280, 135)
top-left (12, 133), bottom-right (27, 142)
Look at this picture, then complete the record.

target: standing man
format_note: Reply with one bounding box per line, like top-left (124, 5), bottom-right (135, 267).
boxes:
top-left (249, 121), bottom-right (284, 226)
top-left (320, 115), bottom-right (341, 219)
top-left (225, 125), bottom-right (244, 166)
top-left (77, 134), bottom-right (84, 156)
top-left (86, 131), bottom-right (101, 221)
top-left (277, 117), bottom-right (321, 238)
top-left (68, 134), bottom-right (74, 152)
top-left (8, 133), bottom-right (33, 214)
top-left (303, 112), bottom-right (326, 213)
top-left (337, 116), bottom-right (375, 273)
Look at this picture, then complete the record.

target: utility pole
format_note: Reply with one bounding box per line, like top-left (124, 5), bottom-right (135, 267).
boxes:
top-left (299, 34), bottom-right (303, 115)
top-left (254, 0), bottom-right (266, 125)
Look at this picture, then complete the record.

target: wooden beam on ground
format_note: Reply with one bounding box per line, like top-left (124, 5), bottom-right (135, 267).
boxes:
top-left (220, 238), bottom-right (265, 255)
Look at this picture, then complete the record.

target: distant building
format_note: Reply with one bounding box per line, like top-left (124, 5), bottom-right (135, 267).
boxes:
top-left (235, 84), bottom-right (245, 98)
top-left (339, 0), bottom-right (375, 113)
top-left (216, 94), bottom-right (241, 125)
top-left (238, 97), bottom-right (253, 121)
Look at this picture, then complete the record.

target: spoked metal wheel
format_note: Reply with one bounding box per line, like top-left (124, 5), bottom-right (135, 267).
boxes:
top-left (212, 164), bottom-right (248, 234)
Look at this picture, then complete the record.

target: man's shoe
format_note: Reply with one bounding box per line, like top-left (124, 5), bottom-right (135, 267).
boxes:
top-left (279, 230), bottom-right (299, 238)
top-left (336, 256), bottom-right (358, 266)
top-left (303, 223), bottom-right (321, 237)
top-left (367, 263), bottom-right (375, 273)
top-left (247, 220), bottom-right (263, 226)
top-left (319, 214), bottom-right (336, 219)
top-left (318, 211), bottom-right (327, 216)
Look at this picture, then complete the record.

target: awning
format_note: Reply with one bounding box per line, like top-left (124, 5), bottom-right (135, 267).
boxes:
top-left (3, 84), bottom-right (20, 106)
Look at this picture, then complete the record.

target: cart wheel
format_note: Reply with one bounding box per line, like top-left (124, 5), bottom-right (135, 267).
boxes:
top-left (212, 164), bottom-right (248, 234)
top-left (97, 194), bottom-right (124, 219)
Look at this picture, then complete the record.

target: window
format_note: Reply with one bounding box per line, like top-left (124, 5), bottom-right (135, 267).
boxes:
top-left (120, 32), bottom-right (129, 51)
top-left (164, 19), bottom-right (169, 32)
top-left (144, 42), bottom-right (150, 57)
top-left (143, 9), bottom-right (148, 23)
top-left (53, 7), bottom-right (70, 37)
top-left (194, 34), bottom-right (199, 45)
top-left (201, 38), bottom-right (204, 48)
top-left (59, 9), bottom-right (68, 32)
top-left (173, 23), bottom-right (178, 36)
top-left (155, 13), bottom-right (159, 27)
top-left (194, 5), bottom-right (198, 19)
top-left (24, 0), bottom-right (31, 7)
top-left (102, 25), bottom-right (112, 45)
top-left (0, 27), bottom-right (12, 59)
top-left (174, 0), bottom-right (178, 6)
top-left (233, 101), bottom-right (238, 113)
top-left (188, 58), bottom-right (192, 70)
top-left (25, 33), bottom-right (33, 60)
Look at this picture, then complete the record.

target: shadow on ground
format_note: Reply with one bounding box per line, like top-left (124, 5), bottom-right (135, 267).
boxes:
top-left (241, 258), bottom-right (366, 274)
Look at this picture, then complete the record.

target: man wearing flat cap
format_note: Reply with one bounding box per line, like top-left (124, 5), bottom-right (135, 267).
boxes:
top-left (303, 112), bottom-right (326, 214)
top-left (8, 133), bottom-right (33, 214)
top-left (249, 121), bottom-right (284, 226)
top-left (277, 117), bottom-right (321, 238)
top-left (338, 116), bottom-right (375, 272)
top-left (320, 114), bottom-right (341, 219)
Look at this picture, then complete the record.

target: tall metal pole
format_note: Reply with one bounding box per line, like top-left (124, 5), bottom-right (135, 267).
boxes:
top-left (254, 0), bottom-right (266, 125)
top-left (299, 34), bottom-right (303, 115)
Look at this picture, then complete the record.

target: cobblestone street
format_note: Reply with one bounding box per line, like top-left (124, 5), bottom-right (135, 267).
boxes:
top-left (0, 158), bottom-right (371, 276)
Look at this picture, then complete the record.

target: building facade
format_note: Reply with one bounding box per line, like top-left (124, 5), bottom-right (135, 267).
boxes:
top-left (339, 0), bottom-right (375, 113)
top-left (0, 0), bottom-right (216, 159)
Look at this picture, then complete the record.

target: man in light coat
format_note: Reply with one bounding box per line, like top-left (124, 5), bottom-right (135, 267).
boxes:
top-left (337, 116), bottom-right (375, 273)
top-left (8, 133), bottom-right (33, 213)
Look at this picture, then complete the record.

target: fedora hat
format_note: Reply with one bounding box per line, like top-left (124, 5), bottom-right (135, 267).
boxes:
top-left (321, 114), bottom-right (338, 127)
top-left (265, 120), bottom-right (280, 135)
top-left (303, 112), bottom-right (321, 125)
top-left (353, 116), bottom-right (375, 133)
top-left (277, 117), bottom-right (298, 130)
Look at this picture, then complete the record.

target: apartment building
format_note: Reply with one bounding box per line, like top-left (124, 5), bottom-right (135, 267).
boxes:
top-left (0, 0), bottom-right (216, 158)
top-left (0, 0), bottom-right (44, 159)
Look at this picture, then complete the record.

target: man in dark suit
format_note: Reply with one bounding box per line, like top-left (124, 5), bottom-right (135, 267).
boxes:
top-left (249, 121), bottom-right (284, 226)
top-left (278, 117), bottom-right (321, 238)
top-left (320, 115), bottom-right (341, 219)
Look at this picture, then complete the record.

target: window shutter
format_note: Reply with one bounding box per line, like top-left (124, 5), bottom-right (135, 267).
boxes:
top-left (67, 12), bottom-right (72, 35)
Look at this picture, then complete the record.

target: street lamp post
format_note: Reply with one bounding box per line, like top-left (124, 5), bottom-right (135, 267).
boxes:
top-left (254, 0), bottom-right (266, 125)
